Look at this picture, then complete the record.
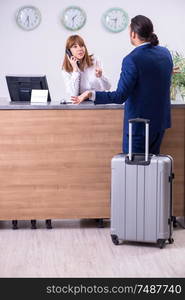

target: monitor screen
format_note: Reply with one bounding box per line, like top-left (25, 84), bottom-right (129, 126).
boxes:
top-left (6, 75), bottom-right (51, 102)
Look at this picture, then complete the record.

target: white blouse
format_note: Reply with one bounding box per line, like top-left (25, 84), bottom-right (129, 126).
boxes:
top-left (62, 57), bottom-right (111, 100)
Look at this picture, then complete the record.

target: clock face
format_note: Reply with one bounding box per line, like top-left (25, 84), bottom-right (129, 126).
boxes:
top-left (62, 6), bottom-right (86, 31)
top-left (102, 8), bottom-right (129, 33)
top-left (16, 6), bottom-right (41, 31)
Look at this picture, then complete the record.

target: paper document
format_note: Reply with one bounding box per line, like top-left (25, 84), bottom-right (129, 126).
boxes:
top-left (31, 89), bottom-right (48, 103)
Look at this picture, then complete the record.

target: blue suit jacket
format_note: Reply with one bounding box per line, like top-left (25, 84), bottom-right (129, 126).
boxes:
top-left (95, 44), bottom-right (173, 135)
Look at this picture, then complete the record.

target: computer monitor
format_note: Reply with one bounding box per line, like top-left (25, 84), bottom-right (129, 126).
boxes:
top-left (6, 75), bottom-right (51, 102)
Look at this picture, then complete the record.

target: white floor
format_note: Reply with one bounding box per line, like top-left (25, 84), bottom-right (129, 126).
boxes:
top-left (0, 219), bottom-right (185, 278)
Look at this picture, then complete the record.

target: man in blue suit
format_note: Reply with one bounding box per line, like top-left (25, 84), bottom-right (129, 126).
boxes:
top-left (72, 15), bottom-right (173, 154)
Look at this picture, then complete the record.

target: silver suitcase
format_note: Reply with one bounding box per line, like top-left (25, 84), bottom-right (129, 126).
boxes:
top-left (111, 118), bottom-right (174, 248)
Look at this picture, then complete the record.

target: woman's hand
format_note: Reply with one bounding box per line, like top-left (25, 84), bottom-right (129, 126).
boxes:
top-left (95, 60), bottom-right (102, 77)
top-left (95, 67), bottom-right (102, 78)
top-left (71, 91), bottom-right (91, 104)
top-left (67, 55), bottom-right (79, 72)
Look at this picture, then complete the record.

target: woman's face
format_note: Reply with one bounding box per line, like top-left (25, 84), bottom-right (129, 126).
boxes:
top-left (70, 43), bottom-right (85, 60)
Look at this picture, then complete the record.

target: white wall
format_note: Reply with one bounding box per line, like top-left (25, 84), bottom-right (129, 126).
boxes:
top-left (0, 0), bottom-right (185, 100)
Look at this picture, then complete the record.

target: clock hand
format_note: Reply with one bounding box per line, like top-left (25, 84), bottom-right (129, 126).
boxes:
top-left (72, 14), bottom-right (77, 25)
top-left (111, 17), bottom-right (118, 28)
top-left (26, 15), bottom-right (30, 25)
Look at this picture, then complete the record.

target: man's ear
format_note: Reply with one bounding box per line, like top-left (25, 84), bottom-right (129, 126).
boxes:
top-left (131, 31), bottom-right (136, 39)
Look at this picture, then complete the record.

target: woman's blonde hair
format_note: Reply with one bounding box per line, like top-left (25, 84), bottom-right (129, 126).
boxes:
top-left (62, 35), bottom-right (93, 72)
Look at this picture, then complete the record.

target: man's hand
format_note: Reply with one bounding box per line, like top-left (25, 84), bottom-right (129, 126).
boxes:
top-left (173, 66), bottom-right (181, 74)
top-left (71, 91), bottom-right (92, 104)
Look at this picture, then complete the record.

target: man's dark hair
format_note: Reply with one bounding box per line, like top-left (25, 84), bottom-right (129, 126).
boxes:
top-left (130, 15), bottom-right (159, 46)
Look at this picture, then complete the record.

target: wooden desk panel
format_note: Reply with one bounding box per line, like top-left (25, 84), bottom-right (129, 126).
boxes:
top-left (160, 108), bottom-right (185, 216)
top-left (0, 108), bottom-right (184, 220)
top-left (0, 109), bottom-right (122, 220)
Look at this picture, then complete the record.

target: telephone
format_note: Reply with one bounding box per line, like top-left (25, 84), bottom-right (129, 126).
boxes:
top-left (66, 49), bottom-right (73, 58)
top-left (66, 49), bottom-right (80, 67)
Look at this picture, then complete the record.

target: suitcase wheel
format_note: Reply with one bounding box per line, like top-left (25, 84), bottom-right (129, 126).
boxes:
top-left (168, 238), bottom-right (174, 244)
top-left (111, 234), bottom-right (119, 245)
top-left (158, 239), bottom-right (166, 249)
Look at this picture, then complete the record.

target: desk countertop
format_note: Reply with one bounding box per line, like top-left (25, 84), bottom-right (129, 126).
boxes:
top-left (0, 98), bottom-right (184, 110)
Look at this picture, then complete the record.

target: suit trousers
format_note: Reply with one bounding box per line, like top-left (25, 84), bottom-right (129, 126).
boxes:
top-left (123, 130), bottom-right (165, 155)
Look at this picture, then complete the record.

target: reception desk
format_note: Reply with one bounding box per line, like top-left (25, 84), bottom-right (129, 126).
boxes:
top-left (0, 99), bottom-right (184, 220)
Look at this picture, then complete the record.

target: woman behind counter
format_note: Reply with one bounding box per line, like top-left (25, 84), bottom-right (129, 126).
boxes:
top-left (62, 35), bottom-right (111, 101)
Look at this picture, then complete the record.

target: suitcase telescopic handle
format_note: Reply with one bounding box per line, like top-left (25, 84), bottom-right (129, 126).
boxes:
top-left (128, 118), bottom-right (150, 162)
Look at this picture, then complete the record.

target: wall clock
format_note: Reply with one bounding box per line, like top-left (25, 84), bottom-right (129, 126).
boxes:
top-left (61, 6), bottom-right (86, 31)
top-left (16, 6), bottom-right (41, 31)
top-left (102, 8), bottom-right (128, 33)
